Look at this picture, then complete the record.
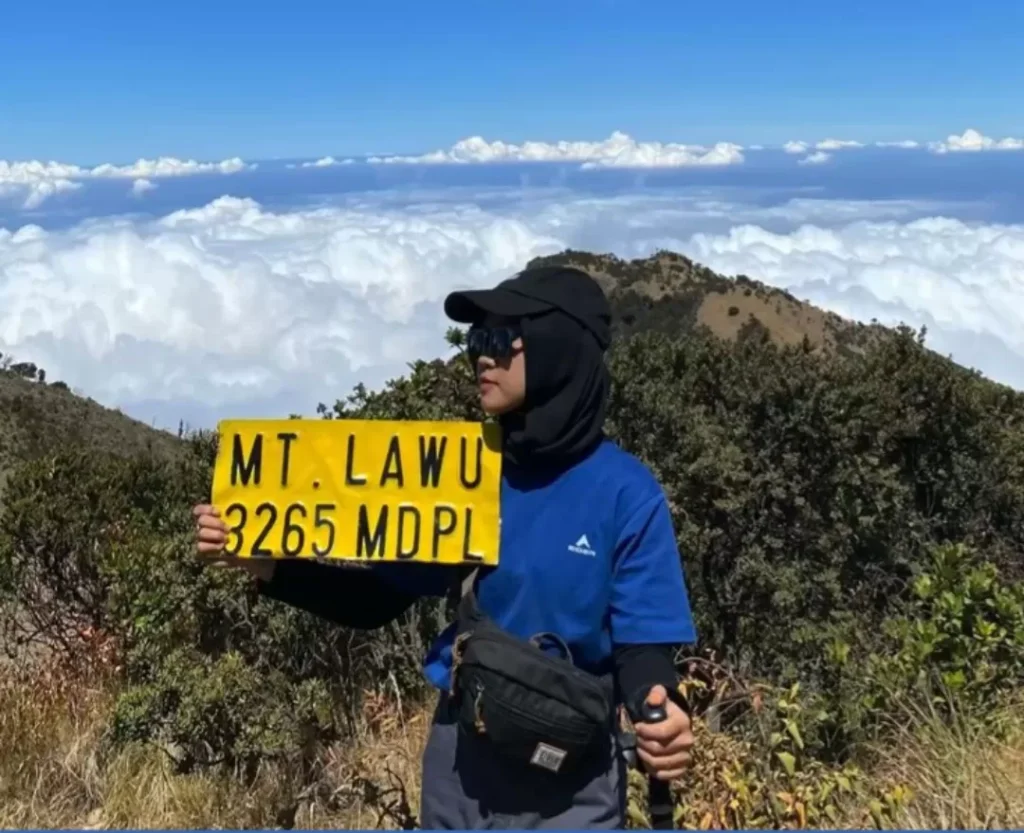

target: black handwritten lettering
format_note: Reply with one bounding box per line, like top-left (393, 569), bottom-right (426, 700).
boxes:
top-left (461, 507), bottom-right (484, 562)
top-left (356, 505), bottom-right (389, 558)
top-left (346, 434), bottom-right (367, 485)
top-left (231, 433), bottom-right (263, 486)
top-left (418, 435), bottom-right (447, 487)
top-left (396, 505), bottom-right (422, 559)
top-left (277, 431), bottom-right (298, 487)
top-left (459, 436), bottom-right (483, 489)
top-left (379, 435), bottom-right (405, 487)
top-left (432, 505), bottom-right (458, 560)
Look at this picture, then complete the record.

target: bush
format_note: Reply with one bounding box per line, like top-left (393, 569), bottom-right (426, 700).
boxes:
top-left (0, 437), bottom-right (213, 660)
top-left (850, 542), bottom-right (1024, 730)
top-left (0, 431), bottom-right (442, 783)
top-left (5, 297), bottom-right (1024, 816)
top-left (625, 675), bottom-right (911, 830)
top-left (605, 325), bottom-right (1024, 693)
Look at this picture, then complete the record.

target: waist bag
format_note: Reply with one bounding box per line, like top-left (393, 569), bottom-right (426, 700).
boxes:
top-left (449, 569), bottom-right (614, 776)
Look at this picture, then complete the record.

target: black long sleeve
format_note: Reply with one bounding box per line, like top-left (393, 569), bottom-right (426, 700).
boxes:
top-left (256, 560), bottom-right (418, 629)
top-left (613, 643), bottom-right (689, 722)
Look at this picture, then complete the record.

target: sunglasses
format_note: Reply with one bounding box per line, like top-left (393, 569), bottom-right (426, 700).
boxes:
top-left (466, 324), bottom-right (522, 363)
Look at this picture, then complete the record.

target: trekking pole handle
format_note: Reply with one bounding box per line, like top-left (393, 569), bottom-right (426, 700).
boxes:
top-left (640, 699), bottom-right (675, 830)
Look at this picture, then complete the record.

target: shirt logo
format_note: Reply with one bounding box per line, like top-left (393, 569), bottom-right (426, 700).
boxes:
top-left (568, 534), bottom-right (597, 556)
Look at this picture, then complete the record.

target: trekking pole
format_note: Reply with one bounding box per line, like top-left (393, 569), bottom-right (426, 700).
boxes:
top-left (640, 699), bottom-right (675, 830)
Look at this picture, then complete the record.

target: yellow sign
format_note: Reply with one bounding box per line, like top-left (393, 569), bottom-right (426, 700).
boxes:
top-left (211, 419), bottom-right (503, 566)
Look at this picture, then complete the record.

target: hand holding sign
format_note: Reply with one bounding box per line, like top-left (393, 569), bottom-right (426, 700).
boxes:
top-left (193, 504), bottom-right (276, 580)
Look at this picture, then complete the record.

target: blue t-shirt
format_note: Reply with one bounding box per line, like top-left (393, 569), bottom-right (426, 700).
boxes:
top-left (374, 438), bottom-right (696, 691)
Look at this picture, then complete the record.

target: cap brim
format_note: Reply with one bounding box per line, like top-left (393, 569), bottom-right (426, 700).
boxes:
top-left (444, 287), bottom-right (553, 324)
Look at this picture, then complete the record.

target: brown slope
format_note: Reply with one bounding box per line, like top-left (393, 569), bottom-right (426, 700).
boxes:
top-left (526, 249), bottom-right (890, 357)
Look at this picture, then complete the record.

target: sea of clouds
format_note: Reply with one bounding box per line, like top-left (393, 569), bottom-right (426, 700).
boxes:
top-left (2, 127), bottom-right (1024, 430)
top-left (0, 156), bottom-right (250, 210)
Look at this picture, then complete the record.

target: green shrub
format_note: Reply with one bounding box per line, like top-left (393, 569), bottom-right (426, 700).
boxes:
top-left (0, 432), bottom-right (441, 780)
top-left (625, 678), bottom-right (911, 830)
top-left (0, 436), bottom-right (214, 659)
top-left (605, 325), bottom-right (1024, 691)
top-left (5, 304), bottom-right (1024, 797)
top-left (854, 542), bottom-right (1024, 727)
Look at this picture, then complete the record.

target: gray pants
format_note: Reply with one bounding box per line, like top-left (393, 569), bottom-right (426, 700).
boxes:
top-left (419, 693), bottom-right (627, 830)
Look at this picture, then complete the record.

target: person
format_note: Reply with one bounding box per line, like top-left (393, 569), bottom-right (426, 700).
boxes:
top-left (193, 264), bottom-right (697, 829)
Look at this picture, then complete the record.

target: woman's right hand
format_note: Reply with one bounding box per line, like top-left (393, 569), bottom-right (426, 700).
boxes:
top-left (192, 503), bottom-right (276, 581)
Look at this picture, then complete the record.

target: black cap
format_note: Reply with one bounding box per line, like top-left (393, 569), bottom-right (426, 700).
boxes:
top-left (444, 265), bottom-right (611, 349)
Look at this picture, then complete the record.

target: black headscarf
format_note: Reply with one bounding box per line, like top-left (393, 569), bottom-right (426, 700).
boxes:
top-left (444, 265), bottom-right (613, 469)
top-left (499, 308), bottom-right (609, 467)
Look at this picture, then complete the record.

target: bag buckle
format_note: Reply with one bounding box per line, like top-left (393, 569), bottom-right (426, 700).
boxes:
top-left (618, 728), bottom-right (638, 768)
top-left (473, 686), bottom-right (487, 735)
top-left (529, 631), bottom-right (574, 663)
top-left (449, 631), bottom-right (470, 695)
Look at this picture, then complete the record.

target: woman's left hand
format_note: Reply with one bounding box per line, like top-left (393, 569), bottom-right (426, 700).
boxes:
top-left (634, 685), bottom-right (694, 781)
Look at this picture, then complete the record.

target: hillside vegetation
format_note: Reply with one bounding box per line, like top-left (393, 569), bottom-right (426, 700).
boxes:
top-left (0, 356), bottom-right (181, 499)
top-left (2, 250), bottom-right (1024, 829)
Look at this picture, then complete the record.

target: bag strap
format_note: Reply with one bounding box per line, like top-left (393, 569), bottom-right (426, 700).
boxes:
top-left (461, 565), bottom-right (480, 599)
top-left (446, 564), bottom-right (482, 624)
top-left (456, 565), bottom-right (485, 626)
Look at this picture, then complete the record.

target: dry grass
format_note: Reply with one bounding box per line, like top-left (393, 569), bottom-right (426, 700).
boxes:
top-left (311, 689), bottom-right (431, 830)
top-left (0, 661), bottom-right (431, 830)
top-left (5, 658), bottom-right (1024, 830)
top-left (864, 697), bottom-right (1024, 830)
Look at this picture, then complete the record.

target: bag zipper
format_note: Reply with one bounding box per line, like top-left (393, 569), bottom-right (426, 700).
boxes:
top-left (474, 683), bottom-right (599, 742)
top-left (458, 657), bottom-right (611, 726)
top-left (468, 630), bottom-right (612, 700)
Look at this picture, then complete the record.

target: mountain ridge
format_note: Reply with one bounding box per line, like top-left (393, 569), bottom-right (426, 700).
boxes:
top-left (526, 249), bottom-right (891, 356)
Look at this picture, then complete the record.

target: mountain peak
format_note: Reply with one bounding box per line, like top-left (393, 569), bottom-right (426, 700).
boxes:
top-left (526, 249), bottom-right (886, 355)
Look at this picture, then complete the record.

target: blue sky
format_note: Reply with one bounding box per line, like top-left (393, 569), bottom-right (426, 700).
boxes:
top-left (2, 1), bottom-right (1023, 430)
top-left (3, 0), bottom-right (1023, 163)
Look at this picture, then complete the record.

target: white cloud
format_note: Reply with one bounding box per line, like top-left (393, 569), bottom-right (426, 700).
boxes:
top-left (786, 139), bottom-right (863, 153)
top-left (0, 195), bottom-right (562, 426)
top-left (301, 156), bottom-right (354, 168)
top-left (784, 138), bottom-right (864, 164)
top-left (0, 161), bottom-right (83, 209)
top-left (0, 155), bottom-right (251, 209)
top-left (368, 131), bottom-right (745, 168)
top-left (3, 190), bottom-right (1024, 429)
top-left (815, 138), bottom-right (864, 150)
top-left (930, 128), bottom-right (1024, 154)
top-left (876, 140), bottom-right (920, 149)
top-left (131, 178), bottom-right (157, 197)
top-left (0, 179), bottom-right (80, 210)
top-left (89, 156), bottom-right (249, 179)
top-left (798, 151), bottom-right (832, 166)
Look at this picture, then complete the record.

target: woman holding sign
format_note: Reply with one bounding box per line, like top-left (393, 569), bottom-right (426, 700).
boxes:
top-left (193, 264), bottom-right (696, 829)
